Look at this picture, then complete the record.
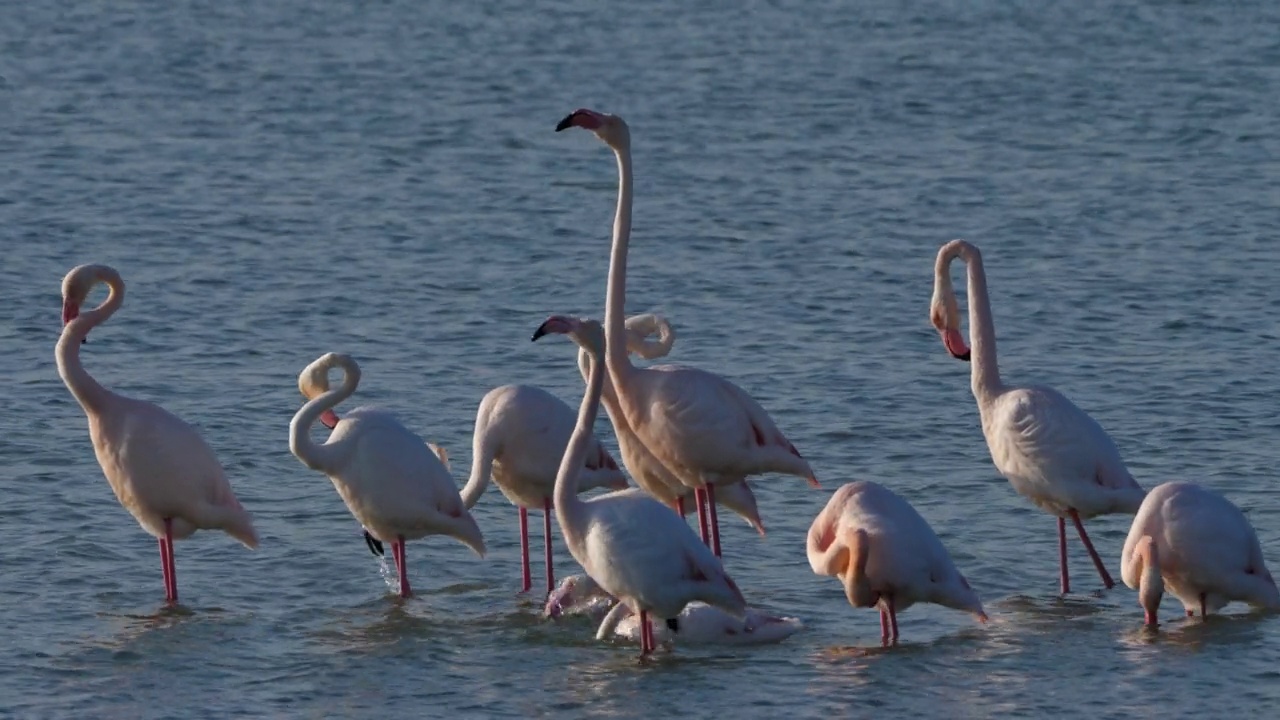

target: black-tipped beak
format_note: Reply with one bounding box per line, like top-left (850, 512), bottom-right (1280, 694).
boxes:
top-left (532, 322), bottom-right (552, 341)
top-left (555, 113), bottom-right (577, 132)
top-left (953, 350), bottom-right (971, 362)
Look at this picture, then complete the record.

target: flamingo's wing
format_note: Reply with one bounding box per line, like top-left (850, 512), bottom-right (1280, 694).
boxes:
top-left (992, 386), bottom-right (1125, 487)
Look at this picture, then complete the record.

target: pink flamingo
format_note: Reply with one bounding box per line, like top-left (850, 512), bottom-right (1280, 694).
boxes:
top-left (532, 314), bottom-right (745, 656)
top-left (461, 383), bottom-right (628, 595)
top-left (555, 108), bottom-right (817, 558)
top-left (545, 573), bottom-right (803, 647)
top-left (574, 312), bottom-right (766, 547)
top-left (56, 264), bottom-right (259, 604)
top-left (931, 239), bottom-right (1145, 593)
top-left (1122, 481), bottom-right (1280, 626)
top-left (289, 352), bottom-right (485, 598)
top-left (807, 481), bottom-right (987, 645)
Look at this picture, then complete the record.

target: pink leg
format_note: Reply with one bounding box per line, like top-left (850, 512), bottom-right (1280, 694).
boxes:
top-left (694, 487), bottom-right (711, 548)
top-left (518, 507), bottom-right (531, 594)
top-left (1200, 593), bottom-right (1207, 619)
top-left (676, 496), bottom-right (686, 517)
top-left (1058, 517), bottom-right (1070, 594)
top-left (887, 594), bottom-right (899, 643)
top-left (1069, 509), bottom-right (1115, 589)
top-left (543, 498), bottom-right (554, 595)
top-left (157, 537), bottom-right (171, 601)
top-left (393, 536), bottom-right (411, 598)
top-left (879, 607), bottom-right (890, 645)
top-left (707, 484), bottom-right (722, 558)
top-left (639, 609), bottom-right (653, 655)
top-left (163, 518), bottom-right (178, 603)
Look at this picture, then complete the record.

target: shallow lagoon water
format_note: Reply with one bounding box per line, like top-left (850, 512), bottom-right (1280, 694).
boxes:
top-left (3, 0), bottom-right (1280, 717)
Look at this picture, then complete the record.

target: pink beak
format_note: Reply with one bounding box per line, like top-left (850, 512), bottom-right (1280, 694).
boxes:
top-left (320, 409), bottom-right (340, 429)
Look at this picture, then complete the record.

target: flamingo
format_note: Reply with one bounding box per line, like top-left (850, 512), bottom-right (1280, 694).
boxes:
top-left (930, 239), bottom-right (1146, 593)
top-left (462, 383), bottom-right (628, 595)
top-left (545, 574), bottom-right (803, 646)
top-left (289, 352), bottom-right (485, 598)
top-left (807, 481), bottom-right (987, 645)
top-left (555, 108), bottom-right (817, 559)
top-left (55, 264), bottom-right (259, 604)
top-left (575, 312), bottom-right (767, 547)
top-left (1121, 481), bottom-right (1280, 626)
top-left (531, 313), bottom-right (746, 656)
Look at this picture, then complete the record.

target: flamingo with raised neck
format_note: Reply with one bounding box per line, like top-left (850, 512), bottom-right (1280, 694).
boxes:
top-left (930, 239), bottom-right (1145, 593)
top-left (532, 314), bottom-right (745, 656)
top-left (55, 264), bottom-right (259, 604)
top-left (574, 313), bottom-right (766, 544)
top-left (555, 108), bottom-right (816, 559)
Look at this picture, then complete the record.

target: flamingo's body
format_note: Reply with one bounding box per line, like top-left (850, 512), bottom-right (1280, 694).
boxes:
top-left (931, 239), bottom-right (1145, 593)
top-left (576, 313), bottom-right (766, 545)
top-left (56, 264), bottom-right (258, 603)
top-left (545, 574), bottom-right (802, 646)
top-left (807, 481), bottom-right (986, 644)
top-left (289, 353), bottom-right (485, 598)
top-left (1121, 481), bottom-right (1280, 626)
top-left (464, 383), bottom-right (628, 594)
top-left (533, 314), bottom-right (745, 655)
top-left (556, 108), bottom-right (815, 559)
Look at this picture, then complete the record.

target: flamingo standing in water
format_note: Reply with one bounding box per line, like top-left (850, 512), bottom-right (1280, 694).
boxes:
top-left (55, 264), bottom-right (259, 604)
top-left (462, 383), bottom-right (628, 595)
top-left (807, 481), bottom-right (987, 645)
top-left (574, 313), bottom-right (767, 547)
top-left (1121, 481), bottom-right (1280, 626)
top-left (555, 108), bottom-right (817, 559)
top-left (544, 573), bottom-right (803, 646)
top-left (289, 352), bottom-right (485, 598)
top-left (930, 239), bottom-right (1145, 593)
top-left (531, 314), bottom-right (745, 656)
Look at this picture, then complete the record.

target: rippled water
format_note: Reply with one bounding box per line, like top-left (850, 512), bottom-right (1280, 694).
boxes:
top-left (3, 0), bottom-right (1280, 717)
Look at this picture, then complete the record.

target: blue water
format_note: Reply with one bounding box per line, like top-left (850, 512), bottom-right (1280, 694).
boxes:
top-left (3, 0), bottom-right (1280, 717)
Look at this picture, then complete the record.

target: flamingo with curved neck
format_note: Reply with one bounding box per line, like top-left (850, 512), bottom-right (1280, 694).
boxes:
top-left (1121, 481), bottom-right (1280, 626)
top-left (555, 108), bottom-right (817, 559)
top-left (56, 264), bottom-right (259, 604)
top-left (808, 481), bottom-right (987, 645)
top-left (459, 383), bottom-right (628, 595)
top-left (532, 314), bottom-right (745, 656)
top-left (545, 573), bottom-right (803, 647)
top-left (575, 313), bottom-right (766, 547)
top-left (930, 239), bottom-right (1145, 594)
top-left (289, 352), bottom-right (486, 598)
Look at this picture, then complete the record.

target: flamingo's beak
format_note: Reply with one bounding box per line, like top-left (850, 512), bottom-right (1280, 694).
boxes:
top-left (320, 409), bottom-right (339, 429)
top-left (63, 300), bottom-right (87, 343)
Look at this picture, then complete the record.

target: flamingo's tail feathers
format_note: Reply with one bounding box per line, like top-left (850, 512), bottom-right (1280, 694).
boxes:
top-left (454, 512), bottom-right (487, 558)
top-left (210, 503), bottom-right (259, 549)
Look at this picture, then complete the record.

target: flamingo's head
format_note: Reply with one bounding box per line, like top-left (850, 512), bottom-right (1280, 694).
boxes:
top-left (1134, 535), bottom-right (1164, 627)
top-left (929, 286), bottom-right (969, 362)
top-left (555, 108), bottom-right (630, 150)
top-left (298, 352), bottom-right (357, 429)
top-left (544, 574), bottom-right (608, 619)
top-left (532, 315), bottom-right (605, 357)
top-left (60, 263), bottom-right (120, 344)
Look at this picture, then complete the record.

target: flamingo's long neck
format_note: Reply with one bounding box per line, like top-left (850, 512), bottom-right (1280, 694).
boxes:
top-left (956, 244), bottom-right (1003, 406)
top-left (555, 340), bottom-right (607, 558)
top-left (56, 274), bottom-right (124, 417)
top-left (459, 419), bottom-right (497, 510)
top-left (604, 143), bottom-right (636, 382)
top-left (288, 357), bottom-right (359, 473)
